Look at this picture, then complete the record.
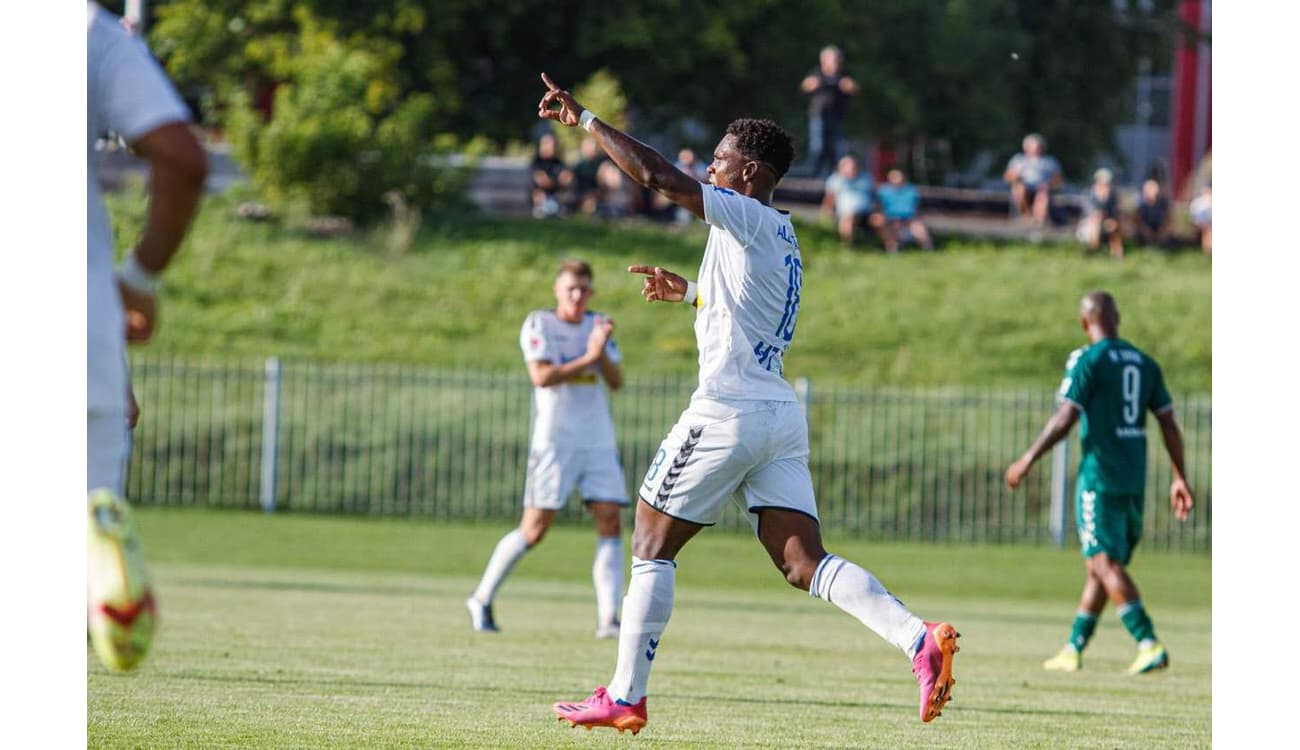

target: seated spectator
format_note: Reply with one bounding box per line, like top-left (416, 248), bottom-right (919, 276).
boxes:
top-left (594, 159), bottom-right (634, 219)
top-left (874, 168), bottom-right (934, 252)
top-left (820, 153), bottom-right (882, 248)
top-left (1189, 183), bottom-right (1211, 255)
top-left (1077, 168), bottom-right (1124, 258)
top-left (672, 148), bottom-right (709, 224)
top-left (531, 133), bottom-right (572, 218)
top-left (1134, 178), bottom-right (1172, 248)
top-left (571, 137), bottom-right (605, 216)
top-left (1004, 133), bottom-right (1063, 227)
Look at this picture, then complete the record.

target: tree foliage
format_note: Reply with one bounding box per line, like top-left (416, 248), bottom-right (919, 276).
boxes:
top-left (138, 0), bottom-right (1181, 193)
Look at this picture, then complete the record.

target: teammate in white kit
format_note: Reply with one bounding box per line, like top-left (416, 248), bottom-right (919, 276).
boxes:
top-left (87, 2), bottom-right (207, 671)
top-left (467, 260), bottom-right (629, 639)
top-left (537, 73), bottom-right (960, 733)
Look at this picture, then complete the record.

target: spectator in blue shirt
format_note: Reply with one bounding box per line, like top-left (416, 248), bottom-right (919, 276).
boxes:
top-left (820, 153), bottom-right (881, 248)
top-left (875, 168), bottom-right (934, 253)
top-left (1004, 133), bottom-right (1063, 227)
top-left (1076, 168), bottom-right (1123, 259)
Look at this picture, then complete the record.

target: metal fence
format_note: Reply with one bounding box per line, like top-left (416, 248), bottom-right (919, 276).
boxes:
top-left (125, 355), bottom-right (1212, 552)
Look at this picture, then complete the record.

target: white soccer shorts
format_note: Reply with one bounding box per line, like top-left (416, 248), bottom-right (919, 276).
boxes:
top-left (523, 445), bottom-right (629, 510)
top-left (638, 399), bottom-right (819, 527)
top-left (88, 407), bottom-right (128, 495)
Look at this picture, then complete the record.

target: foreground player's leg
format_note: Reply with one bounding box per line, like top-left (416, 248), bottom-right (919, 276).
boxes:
top-left (467, 510), bottom-right (552, 632)
top-left (758, 509), bottom-right (959, 722)
top-left (589, 501), bottom-right (624, 639)
top-left (1045, 574), bottom-right (1106, 671)
top-left (554, 503), bottom-right (702, 733)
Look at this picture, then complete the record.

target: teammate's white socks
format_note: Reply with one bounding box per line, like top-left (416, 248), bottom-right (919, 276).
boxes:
top-left (810, 553), bottom-right (927, 658)
top-left (593, 536), bottom-right (624, 626)
top-left (471, 528), bottom-right (530, 605)
top-left (608, 557), bottom-right (676, 704)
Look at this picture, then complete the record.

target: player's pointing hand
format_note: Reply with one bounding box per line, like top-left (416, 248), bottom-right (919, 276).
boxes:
top-left (628, 265), bottom-right (688, 304)
top-left (538, 72), bottom-right (584, 127)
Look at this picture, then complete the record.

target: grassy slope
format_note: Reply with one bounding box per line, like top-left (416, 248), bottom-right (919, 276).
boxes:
top-left (87, 510), bottom-right (1211, 749)
top-left (108, 190), bottom-right (1212, 392)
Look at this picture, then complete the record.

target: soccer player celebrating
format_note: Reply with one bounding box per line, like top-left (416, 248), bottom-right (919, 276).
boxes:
top-left (1005, 292), bottom-right (1194, 674)
top-left (87, 1), bottom-right (208, 670)
top-left (467, 260), bottom-right (628, 639)
top-left (538, 73), bottom-right (960, 734)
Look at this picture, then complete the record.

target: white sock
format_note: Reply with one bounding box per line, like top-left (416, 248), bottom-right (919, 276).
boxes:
top-left (607, 557), bottom-right (676, 704)
top-left (592, 536), bottom-right (624, 625)
top-left (471, 529), bottom-right (530, 604)
top-left (810, 553), bottom-right (927, 658)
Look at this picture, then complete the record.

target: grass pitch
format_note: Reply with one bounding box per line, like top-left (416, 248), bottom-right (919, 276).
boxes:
top-left (88, 509), bottom-right (1210, 748)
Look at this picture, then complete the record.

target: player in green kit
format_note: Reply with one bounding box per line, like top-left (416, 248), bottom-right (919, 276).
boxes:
top-left (1005, 291), bottom-right (1194, 675)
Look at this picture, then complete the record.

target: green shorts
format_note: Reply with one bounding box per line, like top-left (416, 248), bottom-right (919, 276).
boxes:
top-left (1075, 485), bottom-right (1144, 565)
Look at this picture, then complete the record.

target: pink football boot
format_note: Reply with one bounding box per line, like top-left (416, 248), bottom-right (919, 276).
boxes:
top-left (553, 686), bottom-right (648, 735)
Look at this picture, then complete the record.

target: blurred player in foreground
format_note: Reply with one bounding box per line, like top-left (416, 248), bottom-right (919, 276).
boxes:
top-left (1005, 292), bottom-right (1193, 675)
top-left (87, 1), bottom-right (207, 671)
top-left (538, 73), bottom-right (960, 735)
top-left (467, 260), bottom-right (627, 639)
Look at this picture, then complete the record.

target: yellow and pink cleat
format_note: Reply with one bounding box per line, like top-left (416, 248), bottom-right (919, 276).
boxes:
top-left (912, 621), bottom-right (960, 722)
top-left (552, 686), bottom-right (647, 735)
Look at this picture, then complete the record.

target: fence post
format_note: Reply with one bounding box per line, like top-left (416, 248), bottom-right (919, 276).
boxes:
top-left (795, 376), bottom-right (811, 418)
top-left (1049, 440), bottom-right (1070, 547)
top-left (260, 357), bottom-right (281, 513)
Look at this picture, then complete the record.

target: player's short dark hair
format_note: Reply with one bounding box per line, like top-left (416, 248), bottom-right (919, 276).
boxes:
top-left (726, 118), bottom-right (795, 180)
top-left (557, 259), bottom-right (593, 280)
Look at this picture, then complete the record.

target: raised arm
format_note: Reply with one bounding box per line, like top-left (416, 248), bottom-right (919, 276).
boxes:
top-left (1156, 409), bottom-right (1194, 521)
top-left (538, 73), bottom-right (704, 220)
top-left (1005, 401), bottom-right (1079, 488)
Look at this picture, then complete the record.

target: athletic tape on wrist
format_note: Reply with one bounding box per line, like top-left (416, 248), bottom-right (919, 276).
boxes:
top-left (683, 281), bottom-right (698, 306)
top-left (116, 254), bottom-right (161, 296)
top-left (579, 109), bottom-right (598, 132)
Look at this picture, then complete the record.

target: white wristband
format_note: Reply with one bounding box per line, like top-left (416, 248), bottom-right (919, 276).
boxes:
top-left (579, 109), bottom-right (598, 132)
top-left (116, 254), bottom-right (162, 296)
top-left (683, 281), bottom-right (698, 306)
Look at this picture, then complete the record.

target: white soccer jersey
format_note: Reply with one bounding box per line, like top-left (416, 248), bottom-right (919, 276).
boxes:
top-left (694, 184), bottom-right (803, 403)
top-left (521, 310), bottom-right (623, 450)
top-left (87, 2), bottom-right (191, 413)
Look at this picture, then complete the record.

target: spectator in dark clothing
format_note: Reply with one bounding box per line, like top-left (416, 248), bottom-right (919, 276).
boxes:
top-left (572, 137), bottom-right (605, 216)
top-left (1077, 168), bottom-right (1123, 259)
top-left (800, 45), bottom-right (859, 178)
top-left (532, 133), bottom-right (573, 218)
top-left (1135, 179), bottom-right (1172, 248)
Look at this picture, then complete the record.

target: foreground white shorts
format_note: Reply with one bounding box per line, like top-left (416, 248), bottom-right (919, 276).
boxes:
top-left (88, 407), bottom-right (128, 495)
top-left (523, 444), bottom-right (629, 510)
top-left (638, 398), bottom-right (819, 527)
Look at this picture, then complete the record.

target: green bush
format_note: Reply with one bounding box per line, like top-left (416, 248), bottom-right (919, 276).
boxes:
top-left (223, 23), bottom-right (468, 225)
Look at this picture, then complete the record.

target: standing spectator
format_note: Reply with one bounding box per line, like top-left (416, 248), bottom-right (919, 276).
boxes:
top-left (466, 260), bottom-right (627, 639)
top-left (800, 45), bottom-right (859, 178)
top-left (1004, 133), bottom-right (1063, 228)
top-left (532, 132), bottom-right (573, 218)
top-left (1077, 169), bottom-right (1124, 259)
top-left (572, 137), bottom-right (605, 216)
top-left (87, 1), bottom-right (208, 672)
top-left (820, 154), bottom-right (880, 248)
top-left (875, 168), bottom-right (934, 252)
top-left (1188, 183), bottom-right (1211, 255)
top-left (1135, 179), bottom-right (1172, 248)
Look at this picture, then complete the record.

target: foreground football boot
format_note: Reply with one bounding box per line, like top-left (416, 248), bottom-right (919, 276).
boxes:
top-left (912, 621), bottom-right (960, 722)
top-left (1127, 642), bottom-right (1169, 674)
top-left (87, 490), bottom-right (158, 672)
top-left (552, 686), bottom-right (647, 735)
top-left (465, 597), bottom-right (499, 633)
top-left (1043, 645), bottom-right (1082, 672)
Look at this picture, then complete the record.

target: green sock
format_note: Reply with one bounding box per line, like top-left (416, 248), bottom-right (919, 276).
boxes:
top-left (1118, 600), bottom-right (1156, 644)
top-left (1068, 611), bottom-right (1099, 652)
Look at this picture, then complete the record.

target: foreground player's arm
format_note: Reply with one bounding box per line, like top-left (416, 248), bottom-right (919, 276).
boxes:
top-left (117, 122), bottom-right (207, 341)
top-left (1005, 402), bottom-right (1079, 489)
top-left (1156, 409), bottom-right (1194, 521)
top-left (537, 73), bottom-right (704, 220)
